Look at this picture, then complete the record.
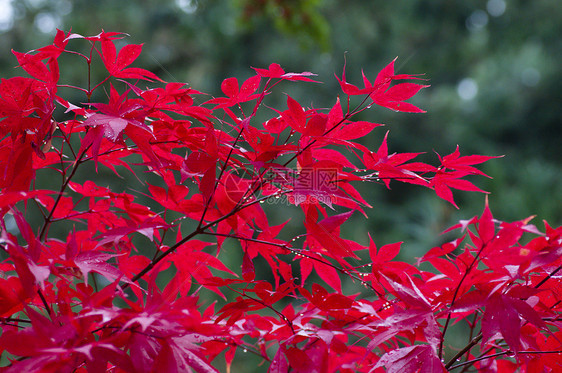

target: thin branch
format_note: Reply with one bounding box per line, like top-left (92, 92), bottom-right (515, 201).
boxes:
top-left (201, 230), bottom-right (384, 298)
top-left (37, 289), bottom-right (53, 318)
top-left (126, 192), bottom-right (273, 286)
top-left (197, 122), bottom-right (246, 230)
top-left (450, 349), bottom-right (562, 370)
top-left (230, 286), bottom-right (295, 334)
top-left (439, 238), bottom-right (490, 359)
top-left (534, 264), bottom-right (562, 289)
top-left (445, 333), bottom-right (483, 369)
top-left (280, 93), bottom-right (372, 169)
top-left (38, 148), bottom-right (88, 241)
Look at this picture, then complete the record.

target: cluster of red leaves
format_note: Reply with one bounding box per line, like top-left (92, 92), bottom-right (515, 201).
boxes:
top-left (0, 30), bottom-right (561, 372)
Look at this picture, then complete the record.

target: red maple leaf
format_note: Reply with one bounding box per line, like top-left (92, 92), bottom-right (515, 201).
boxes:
top-left (0, 277), bottom-right (27, 317)
top-left (79, 84), bottom-right (154, 168)
top-left (375, 345), bottom-right (446, 373)
top-left (336, 58), bottom-right (428, 112)
top-left (252, 63), bottom-right (318, 82)
top-left (205, 75), bottom-right (261, 108)
top-left (482, 293), bottom-right (548, 353)
top-left (99, 31), bottom-right (162, 82)
top-left (0, 76), bottom-right (55, 146)
top-left (304, 208), bottom-right (357, 259)
top-left (438, 145), bottom-right (503, 176)
top-left (363, 131), bottom-right (429, 188)
top-left (278, 95), bottom-right (308, 133)
top-left (431, 170), bottom-right (488, 208)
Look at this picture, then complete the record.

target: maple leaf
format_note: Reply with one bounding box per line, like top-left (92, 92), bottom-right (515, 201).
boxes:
top-left (367, 236), bottom-right (418, 286)
top-left (429, 148), bottom-right (501, 207)
top-left (170, 241), bottom-right (235, 297)
top-left (328, 120), bottom-right (384, 141)
top-left (68, 180), bottom-right (111, 197)
top-left (295, 150), bottom-right (362, 206)
top-left (304, 208), bottom-right (356, 258)
top-left (363, 131), bottom-right (428, 188)
top-left (0, 76), bottom-right (55, 147)
top-left (431, 170), bottom-right (488, 208)
top-left (99, 31), bottom-right (162, 81)
top-left (417, 236), bottom-right (465, 265)
top-left (0, 277), bottom-right (27, 317)
top-left (253, 63), bottom-right (318, 82)
top-left (477, 196), bottom-right (496, 245)
top-left (299, 252), bottom-right (343, 292)
top-left (279, 95), bottom-right (307, 133)
top-left (96, 218), bottom-right (169, 247)
top-left (242, 249), bottom-right (256, 281)
top-left (2, 211), bottom-right (49, 296)
top-left (374, 345), bottom-right (446, 373)
top-left (369, 236), bottom-right (401, 265)
top-left (536, 332), bottom-right (562, 371)
top-left (368, 58), bottom-right (429, 113)
top-left (263, 115), bottom-right (289, 133)
top-left (241, 126), bottom-right (297, 162)
top-left (300, 283), bottom-right (353, 311)
top-left (183, 151), bottom-right (216, 176)
top-left (285, 340), bottom-right (329, 373)
top-left (482, 293), bottom-right (547, 353)
top-left (79, 84), bottom-right (155, 168)
top-left (312, 148), bottom-right (356, 168)
top-left (0, 139), bottom-right (35, 192)
top-left (269, 346), bottom-right (290, 373)
top-left (366, 308), bottom-right (441, 353)
top-left (0, 306), bottom-right (135, 372)
top-left (84, 85), bottom-right (149, 139)
top-left (370, 82), bottom-right (428, 113)
top-left (438, 145), bottom-right (503, 176)
top-left (205, 75), bottom-right (261, 108)
top-left (336, 58), bottom-right (428, 112)
top-left (12, 50), bottom-right (59, 87)
top-left (0, 77), bottom-right (35, 137)
top-left (33, 28), bottom-right (71, 59)
top-left (156, 338), bottom-right (220, 373)
top-left (381, 273), bottom-right (432, 310)
top-left (74, 251), bottom-right (127, 285)
top-left (0, 190), bottom-right (53, 216)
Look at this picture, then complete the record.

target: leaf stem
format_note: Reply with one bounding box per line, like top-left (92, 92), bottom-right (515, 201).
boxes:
top-left (231, 286), bottom-right (295, 334)
top-left (534, 264), bottom-right (562, 289)
top-left (38, 149), bottom-right (88, 241)
top-left (201, 230), bottom-right (384, 297)
top-left (445, 333), bottom-right (483, 369)
top-left (439, 239), bottom-right (489, 359)
top-left (450, 348), bottom-right (562, 370)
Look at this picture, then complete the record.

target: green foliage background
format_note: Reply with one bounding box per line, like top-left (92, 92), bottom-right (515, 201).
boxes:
top-left (1, 0), bottom-right (560, 370)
